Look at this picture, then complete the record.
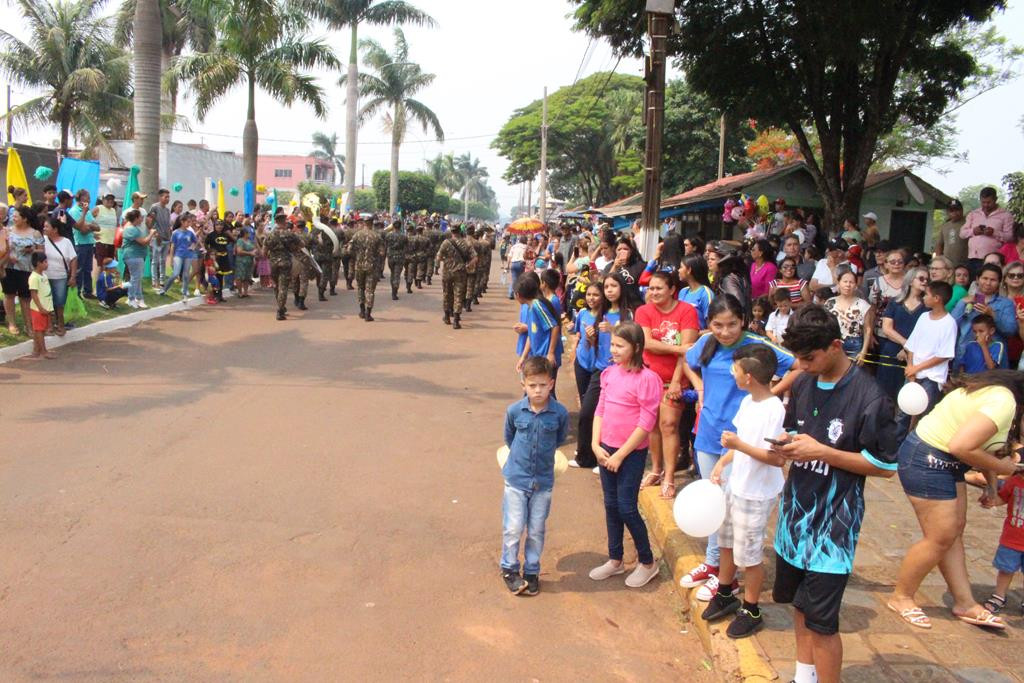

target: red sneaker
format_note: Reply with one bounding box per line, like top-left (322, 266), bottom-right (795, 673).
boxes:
top-left (696, 574), bottom-right (740, 602)
top-left (679, 563), bottom-right (718, 588)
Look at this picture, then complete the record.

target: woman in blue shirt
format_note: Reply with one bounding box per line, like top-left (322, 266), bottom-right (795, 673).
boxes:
top-left (677, 254), bottom-right (714, 329)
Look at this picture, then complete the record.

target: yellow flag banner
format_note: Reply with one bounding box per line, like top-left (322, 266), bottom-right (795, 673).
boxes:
top-left (6, 148), bottom-right (32, 205)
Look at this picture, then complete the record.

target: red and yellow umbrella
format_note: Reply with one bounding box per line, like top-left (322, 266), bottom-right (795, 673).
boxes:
top-left (505, 217), bottom-right (545, 234)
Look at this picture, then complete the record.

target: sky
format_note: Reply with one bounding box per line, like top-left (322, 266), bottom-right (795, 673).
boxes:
top-left (2, 0), bottom-right (1023, 218)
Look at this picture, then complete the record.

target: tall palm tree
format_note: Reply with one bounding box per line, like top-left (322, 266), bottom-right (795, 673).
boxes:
top-left (424, 153), bottom-right (460, 195)
top-left (167, 0), bottom-right (339, 185)
top-left (348, 28), bottom-right (442, 215)
top-left (455, 153), bottom-right (488, 222)
top-left (114, 0), bottom-right (216, 138)
top-left (133, 0), bottom-right (162, 198)
top-left (296, 0), bottom-right (436, 209)
top-left (310, 132), bottom-right (345, 184)
top-left (0, 0), bottom-right (131, 157)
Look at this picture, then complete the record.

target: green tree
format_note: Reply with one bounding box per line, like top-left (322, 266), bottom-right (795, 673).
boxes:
top-left (167, 0), bottom-right (339, 185)
top-left (296, 0), bottom-right (436, 208)
top-left (371, 170), bottom-right (435, 212)
top-left (958, 183), bottom-right (1005, 213)
top-left (572, 0), bottom-right (1014, 229)
top-left (493, 72), bottom-right (645, 206)
top-left (0, 0), bottom-right (132, 157)
top-left (429, 189), bottom-right (450, 214)
top-left (352, 188), bottom-right (377, 212)
top-left (347, 28), bottom-right (443, 214)
top-left (455, 153), bottom-right (489, 220)
top-left (310, 132), bottom-right (345, 182)
top-left (424, 153), bottom-right (460, 194)
top-left (1002, 172), bottom-right (1024, 222)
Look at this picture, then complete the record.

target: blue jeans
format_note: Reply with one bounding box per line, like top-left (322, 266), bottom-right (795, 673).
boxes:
top-left (599, 447), bottom-right (653, 565)
top-left (500, 485), bottom-right (553, 574)
top-left (150, 241), bottom-right (168, 285)
top-left (162, 256), bottom-right (195, 294)
top-left (895, 378), bottom-right (943, 441)
top-left (841, 335), bottom-right (863, 358)
top-left (508, 261), bottom-right (524, 297)
top-left (125, 257), bottom-right (145, 301)
top-left (897, 430), bottom-right (968, 500)
top-left (696, 450), bottom-right (731, 566)
top-left (48, 277), bottom-right (69, 308)
top-left (75, 243), bottom-right (94, 295)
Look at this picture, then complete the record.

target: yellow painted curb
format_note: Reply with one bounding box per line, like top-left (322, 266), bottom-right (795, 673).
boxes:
top-left (639, 487), bottom-right (779, 682)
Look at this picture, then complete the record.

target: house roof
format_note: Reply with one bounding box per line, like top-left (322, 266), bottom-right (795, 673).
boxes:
top-left (662, 163), bottom-right (806, 208)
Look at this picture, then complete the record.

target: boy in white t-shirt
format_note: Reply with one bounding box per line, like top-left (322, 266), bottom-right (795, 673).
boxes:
top-left (765, 288), bottom-right (793, 344)
top-left (702, 344), bottom-right (787, 639)
top-left (900, 280), bottom-right (957, 433)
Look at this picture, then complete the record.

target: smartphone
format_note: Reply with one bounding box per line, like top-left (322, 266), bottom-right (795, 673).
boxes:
top-left (974, 292), bottom-right (986, 305)
top-left (764, 437), bottom-right (788, 446)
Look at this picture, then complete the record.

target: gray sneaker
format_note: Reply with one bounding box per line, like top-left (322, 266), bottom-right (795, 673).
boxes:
top-left (589, 560), bottom-right (626, 581)
top-left (502, 570), bottom-right (527, 595)
top-left (625, 562), bottom-right (660, 588)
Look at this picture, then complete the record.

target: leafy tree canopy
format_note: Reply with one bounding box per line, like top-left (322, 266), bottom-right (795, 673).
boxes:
top-left (371, 169), bottom-right (435, 211)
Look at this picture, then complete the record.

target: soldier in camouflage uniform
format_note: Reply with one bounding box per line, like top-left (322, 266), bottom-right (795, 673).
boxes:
top-left (463, 225), bottom-right (479, 312)
top-left (349, 216), bottom-right (384, 321)
top-left (290, 223), bottom-right (315, 310)
top-left (265, 214), bottom-right (302, 320)
top-left (473, 227), bottom-right (490, 303)
top-left (310, 218), bottom-right (336, 302)
top-left (383, 221), bottom-right (409, 301)
top-left (405, 224), bottom-right (424, 292)
top-left (437, 224), bottom-right (476, 329)
top-left (341, 220), bottom-right (355, 289)
top-left (329, 218), bottom-right (345, 295)
top-left (427, 223), bottom-right (443, 284)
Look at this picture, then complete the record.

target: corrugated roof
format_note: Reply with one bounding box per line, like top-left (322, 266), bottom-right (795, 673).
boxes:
top-left (662, 163), bottom-right (806, 207)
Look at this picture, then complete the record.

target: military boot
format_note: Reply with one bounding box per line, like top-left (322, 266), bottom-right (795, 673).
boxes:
top-left (276, 308), bottom-right (287, 321)
top-left (453, 313), bottom-right (462, 329)
top-left (329, 286), bottom-right (337, 296)
top-left (293, 293), bottom-right (300, 306)
top-left (297, 296), bottom-right (308, 310)
top-left (443, 310), bottom-right (452, 325)
top-left (406, 283), bottom-right (413, 294)
top-left (415, 279), bottom-right (421, 289)
top-left (391, 285), bottom-right (399, 301)
top-left (346, 279), bottom-right (354, 290)
top-left (318, 290), bottom-right (328, 302)
top-left (364, 307), bottom-right (374, 322)
top-left (359, 303), bottom-right (366, 319)
top-left (464, 299), bottom-right (472, 312)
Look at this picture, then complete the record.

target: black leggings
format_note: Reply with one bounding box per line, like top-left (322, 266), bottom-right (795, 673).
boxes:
top-left (574, 360), bottom-right (602, 468)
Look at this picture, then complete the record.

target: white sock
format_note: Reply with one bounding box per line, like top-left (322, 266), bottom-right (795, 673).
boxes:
top-left (794, 661), bottom-right (817, 683)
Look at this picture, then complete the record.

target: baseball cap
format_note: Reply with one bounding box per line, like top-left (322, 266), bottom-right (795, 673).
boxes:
top-left (827, 238), bottom-right (849, 252)
top-left (103, 192), bottom-right (115, 199)
top-left (862, 211), bottom-right (878, 221)
top-left (131, 191), bottom-right (148, 200)
top-left (948, 199), bottom-right (964, 211)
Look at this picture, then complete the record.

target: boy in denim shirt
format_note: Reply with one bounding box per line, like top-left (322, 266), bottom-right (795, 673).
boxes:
top-left (501, 356), bottom-right (569, 595)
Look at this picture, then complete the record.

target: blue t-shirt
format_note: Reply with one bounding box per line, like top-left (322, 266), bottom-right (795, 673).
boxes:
top-left (679, 285), bottom-right (713, 328)
top-left (596, 310), bottom-right (621, 370)
top-left (120, 224), bottom-right (148, 261)
top-left (549, 294), bottom-right (565, 359)
top-left (686, 332), bottom-right (795, 455)
top-left (516, 303), bottom-right (529, 356)
top-left (171, 229), bottom-right (198, 258)
top-left (574, 309), bottom-right (599, 372)
top-left (527, 298), bottom-right (561, 366)
top-left (69, 204), bottom-right (95, 246)
top-left (960, 339), bottom-right (1008, 373)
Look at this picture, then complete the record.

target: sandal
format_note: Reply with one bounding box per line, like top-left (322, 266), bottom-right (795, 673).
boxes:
top-left (640, 471), bottom-right (663, 488)
top-left (955, 608), bottom-right (1006, 629)
top-left (887, 602), bottom-right (932, 629)
top-left (660, 479), bottom-right (677, 499)
top-left (983, 594), bottom-right (1006, 614)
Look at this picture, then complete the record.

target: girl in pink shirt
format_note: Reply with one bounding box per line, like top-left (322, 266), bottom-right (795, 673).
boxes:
top-left (589, 321), bottom-right (664, 589)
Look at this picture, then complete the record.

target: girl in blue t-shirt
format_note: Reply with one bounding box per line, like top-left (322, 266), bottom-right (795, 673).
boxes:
top-left (511, 272), bottom-right (539, 358)
top-left (677, 294), bottom-right (799, 594)
top-left (515, 274), bottom-right (562, 394)
top-left (677, 254), bottom-right (714, 329)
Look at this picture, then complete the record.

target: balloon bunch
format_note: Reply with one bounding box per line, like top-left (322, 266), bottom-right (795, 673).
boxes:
top-left (33, 166), bottom-right (54, 181)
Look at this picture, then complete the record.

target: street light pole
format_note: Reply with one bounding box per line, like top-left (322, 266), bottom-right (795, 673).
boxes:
top-left (638, 0), bottom-right (672, 260)
top-left (539, 87), bottom-right (548, 224)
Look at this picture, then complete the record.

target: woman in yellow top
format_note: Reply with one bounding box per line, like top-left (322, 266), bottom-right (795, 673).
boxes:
top-left (887, 370), bottom-right (1023, 630)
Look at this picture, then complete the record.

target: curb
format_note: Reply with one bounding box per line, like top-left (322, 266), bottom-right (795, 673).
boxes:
top-left (639, 487), bottom-right (779, 682)
top-left (0, 293), bottom-right (212, 365)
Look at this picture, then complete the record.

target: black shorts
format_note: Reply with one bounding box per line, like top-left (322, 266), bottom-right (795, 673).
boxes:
top-left (1, 268), bottom-right (31, 298)
top-left (772, 553), bottom-right (849, 635)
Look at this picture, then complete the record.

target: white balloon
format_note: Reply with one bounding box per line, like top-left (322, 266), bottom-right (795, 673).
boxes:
top-left (898, 382), bottom-right (930, 416)
top-left (106, 177), bottom-right (122, 193)
top-left (673, 479), bottom-right (727, 538)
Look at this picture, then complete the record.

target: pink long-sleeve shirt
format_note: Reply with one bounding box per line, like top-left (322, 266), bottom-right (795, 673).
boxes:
top-left (960, 206), bottom-right (1015, 259)
top-left (595, 364), bottom-right (663, 450)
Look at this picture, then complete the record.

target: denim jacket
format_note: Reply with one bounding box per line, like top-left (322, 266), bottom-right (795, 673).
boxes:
top-left (503, 397), bottom-right (569, 492)
top-left (951, 294), bottom-right (1017, 363)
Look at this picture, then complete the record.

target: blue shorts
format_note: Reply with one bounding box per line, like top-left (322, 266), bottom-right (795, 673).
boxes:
top-left (993, 544), bottom-right (1024, 574)
top-left (897, 431), bottom-right (969, 501)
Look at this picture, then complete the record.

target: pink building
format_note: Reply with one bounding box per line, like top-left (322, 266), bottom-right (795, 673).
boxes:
top-left (256, 154), bottom-right (337, 191)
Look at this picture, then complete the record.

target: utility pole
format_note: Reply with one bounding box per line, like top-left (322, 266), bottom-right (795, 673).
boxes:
top-left (717, 114), bottom-right (726, 180)
top-left (638, 0), bottom-right (673, 260)
top-left (539, 87), bottom-right (549, 224)
top-left (527, 178), bottom-right (532, 217)
top-left (6, 85), bottom-right (12, 145)
top-left (361, 163), bottom-right (365, 188)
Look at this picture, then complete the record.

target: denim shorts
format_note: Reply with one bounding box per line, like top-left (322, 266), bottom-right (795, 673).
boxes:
top-left (993, 544), bottom-right (1024, 574)
top-left (897, 430), bottom-right (969, 500)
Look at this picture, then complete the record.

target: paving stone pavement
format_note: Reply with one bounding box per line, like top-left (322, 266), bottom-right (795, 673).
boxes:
top-left (740, 474), bottom-right (1023, 681)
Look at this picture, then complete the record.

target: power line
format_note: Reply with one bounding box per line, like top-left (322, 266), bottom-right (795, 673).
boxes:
top-left (170, 127), bottom-right (498, 146)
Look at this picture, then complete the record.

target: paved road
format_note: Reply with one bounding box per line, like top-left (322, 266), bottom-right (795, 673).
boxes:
top-left (1, 266), bottom-right (714, 682)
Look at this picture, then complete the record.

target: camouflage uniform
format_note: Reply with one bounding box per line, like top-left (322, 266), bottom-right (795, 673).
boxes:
top-left (427, 227), bottom-right (443, 282)
top-left (341, 224), bottom-right (355, 289)
top-left (329, 224), bottom-right (346, 294)
top-left (463, 228), bottom-right (479, 312)
top-left (290, 229), bottom-right (314, 307)
top-left (407, 228), bottom-right (426, 289)
top-left (349, 224), bottom-right (384, 320)
top-left (437, 229), bottom-right (475, 328)
top-left (474, 232), bottom-right (491, 301)
top-left (265, 227), bottom-right (301, 319)
top-left (384, 225), bottom-right (408, 300)
top-left (310, 225), bottom-right (336, 301)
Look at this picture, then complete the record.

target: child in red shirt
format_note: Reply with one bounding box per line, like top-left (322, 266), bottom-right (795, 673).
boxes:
top-left (983, 472), bottom-right (1024, 615)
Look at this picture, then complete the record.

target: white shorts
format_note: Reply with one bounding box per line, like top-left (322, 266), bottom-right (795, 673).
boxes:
top-left (717, 490), bottom-right (777, 568)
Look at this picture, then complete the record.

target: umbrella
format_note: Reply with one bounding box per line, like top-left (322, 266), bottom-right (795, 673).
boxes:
top-left (506, 217), bottom-right (545, 234)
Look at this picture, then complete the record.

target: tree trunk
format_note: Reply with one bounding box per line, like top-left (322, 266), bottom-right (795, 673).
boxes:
top-left (343, 23), bottom-right (359, 209)
top-left (59, 113), bottom-right (70, 159)
top-left (389, 105), bottom-right (401, 215)
top-left (243, 75), bottom-right (258, 187)
top-left (133, 0), bottom-right (162, 199)
top-left (160, 47), bottom-right (175, 143)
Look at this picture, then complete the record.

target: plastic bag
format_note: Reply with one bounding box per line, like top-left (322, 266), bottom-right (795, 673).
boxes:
top-left (64, 286), bottom-right (88, 323)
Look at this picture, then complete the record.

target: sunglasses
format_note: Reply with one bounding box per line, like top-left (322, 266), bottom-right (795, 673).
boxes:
top-left (1006, 272), bottom-right (1024, 279)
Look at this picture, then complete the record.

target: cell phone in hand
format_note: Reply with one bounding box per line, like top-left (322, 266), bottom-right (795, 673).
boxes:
top-left (974, 293), bottom-right (986, 305)
top-left (764, 437), bottom-right (788, 446)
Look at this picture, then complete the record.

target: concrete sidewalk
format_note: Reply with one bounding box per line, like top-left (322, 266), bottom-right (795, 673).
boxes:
top-left (641, 473), bottom-right (1022, 682)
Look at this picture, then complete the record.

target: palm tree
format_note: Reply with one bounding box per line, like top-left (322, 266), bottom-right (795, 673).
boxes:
top-left (349, 28), bottom-right (442, 214)
top-left (455, 153), bottom-right (489, 222)
top-left (310, 132), bottom-right (345, 184)
top-left (296, 0), bottom-right (436, 209)
top-left (0, 0), bottom-right (132, 157)
top-left (114, 0), bottom-right (216, 137)
top-left (167, 0), bottom-right (340, 185)
top-left (133, 0), bottom-right (162, 198)
top-left (424, 153), bottom-right (460, 195)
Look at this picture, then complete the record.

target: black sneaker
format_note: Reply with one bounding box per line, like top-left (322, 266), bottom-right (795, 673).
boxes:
top-left (701, 592), bottom-right (740, 621)
top-left (726, 606), bottom-right (764, 639)
top-left (523, 574), bottom-right (539, 596)
top-left (502, 570), bottom-right (527, 595)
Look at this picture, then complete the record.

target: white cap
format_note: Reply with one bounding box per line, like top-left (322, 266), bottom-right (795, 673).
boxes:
top-left (862, 211), bottom-right (878, 221)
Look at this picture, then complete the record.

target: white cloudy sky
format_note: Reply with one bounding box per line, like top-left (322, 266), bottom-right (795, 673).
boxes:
top-left (2, 0), bottom-right (1023, 216)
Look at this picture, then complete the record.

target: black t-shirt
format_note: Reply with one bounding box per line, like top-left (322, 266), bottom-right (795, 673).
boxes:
top-left (49, 207), bottom-right (75, 240)
top-left (775, 366), bottom-right (898, 574)
top-left (206, 232), bottom-right (232, 258)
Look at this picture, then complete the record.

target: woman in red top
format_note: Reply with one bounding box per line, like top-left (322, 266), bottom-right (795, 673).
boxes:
top-left (635, 271), bottom-right (699, 498)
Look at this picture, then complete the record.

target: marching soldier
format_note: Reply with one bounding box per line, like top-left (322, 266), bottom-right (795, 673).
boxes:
top-left (349, 216), bottom-right (384, 321)
top-left (427, 222), bottom-right (443, 284)
top-left (265, 214), bottom-right (302, 321)
top-left (290, 221), bottom-right (315, 310)
top-left (462, 225), bottom-right (478, 312)
top-left (329, 218), bottom-right (345, 295)
top-left (384, 221), bottom-right (409, 301)
top-left (473, 227), bottom-right (490, 303)
top-left (437, 224), bottom-right (476, 329)
top-left (310, 220), bottom-right (335, 302)
top-left (341, 219), bottom-right (355, 289)
top-left (404, 223), bottom-right (423, 293)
